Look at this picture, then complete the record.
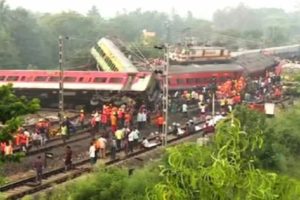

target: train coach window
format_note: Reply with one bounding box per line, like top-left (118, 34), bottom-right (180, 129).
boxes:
top-left (64, 77), bottom-right (76, 82)
top-left (0, 76), bottom-right (5, 81)
top-left (6, 76), bottom-right (19, 81)
top-left (95, 45), bottom-right (105, 57)
top-left (93, 77), bottom-right (107, 83)
top-left (197, 78), bottom-right (207, 83)
top-left (49, 76), bottom-right (60, 82)
top-left (176, 79), bottom-right (185, 84)
top-left (34, 76), bottom-right (47, 82)
top-left (20, 76), bottom-right (26, 81)
top-left (109, 77), bottom-right (123, 83)
top-left (78, 77), bottom-right (84, 82)
top-left (187, 78), bottom-right (196, 84)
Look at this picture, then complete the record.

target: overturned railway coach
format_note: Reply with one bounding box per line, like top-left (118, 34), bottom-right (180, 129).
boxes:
top-left (0, 53), bottom-right (278, 107)
top-left (0, 70), bottom-right (158, 107)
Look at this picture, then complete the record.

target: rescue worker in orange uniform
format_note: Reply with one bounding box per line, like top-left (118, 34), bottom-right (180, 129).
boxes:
top-left (156, 115), bottom-right (164, 133)
top-left (19, 130), bottom-right (29, 153)
top-left (124, 112), bottom-right (132, 128)
top-left (110, 114), bottom-right (117, 133)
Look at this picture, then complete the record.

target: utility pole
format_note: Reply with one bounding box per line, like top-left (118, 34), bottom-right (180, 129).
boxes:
top-left (162, 45), bottom-right (170, 146)
top-left (212, 93), bottom-right (215, 117)
top-left (211, 77), bottom-right (217, 117)
top-left (58, 35), bottom-right (64, 125)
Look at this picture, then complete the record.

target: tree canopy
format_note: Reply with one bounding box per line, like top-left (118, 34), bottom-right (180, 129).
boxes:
top-left (147, 114), bottom-right (300, 199)
top-left (0, 84), bottom-right (40, 144)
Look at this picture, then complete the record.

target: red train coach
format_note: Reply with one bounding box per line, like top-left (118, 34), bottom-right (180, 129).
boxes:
top-left (0, 70), bottom-right (157, 107)
top-left (168, 63), bottom-right (244, 90)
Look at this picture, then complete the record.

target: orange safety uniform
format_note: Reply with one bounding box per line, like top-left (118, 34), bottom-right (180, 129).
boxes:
top-left (14, 134), bottom-right (20, 146)
top-left (157, 116), bottom-right (164, 126)
top-left (111, 115), bottom-right (117, 126)
top-left (19, 134), bottom-right (28, 145)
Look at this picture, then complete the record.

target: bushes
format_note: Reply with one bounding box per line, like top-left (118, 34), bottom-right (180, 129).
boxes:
top-left (147, 115), bottom-right (300, 200)
top-left (262, 104), bottom-right (300, 176)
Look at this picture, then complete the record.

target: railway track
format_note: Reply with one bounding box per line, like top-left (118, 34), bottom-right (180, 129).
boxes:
top-left (0, 122), bottom-right (205, 200)
top-left (13, 126), bottom-right (91, 155)
top-left (3, 109), bottom-right (200, 182)
top-left (19, 96), bottom-right (290, 156)
top-left (1, 97), bottom-right (293, 199)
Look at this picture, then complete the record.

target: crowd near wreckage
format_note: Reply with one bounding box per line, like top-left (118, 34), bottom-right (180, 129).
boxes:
top-left (0, 37), bottom-right (298, 109)
top-left (0, 37), bottom-right (299, 199)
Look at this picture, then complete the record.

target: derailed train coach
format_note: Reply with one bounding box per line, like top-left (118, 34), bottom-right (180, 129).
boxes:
top-left (166, 53), bottom-right (277, 92)
top-left (232, 44), bottom-right (300, 59)
top-left (0, 53), bottom-right (278, 108)
top-left (0, 70), bottom-right (159, 108)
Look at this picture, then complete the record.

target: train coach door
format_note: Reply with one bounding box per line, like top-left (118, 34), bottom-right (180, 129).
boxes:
top-left (123, 73), bottom-right (135, 91)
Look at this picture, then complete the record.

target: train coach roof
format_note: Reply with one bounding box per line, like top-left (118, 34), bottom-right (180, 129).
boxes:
top-left (169, 63), bottom-right (243, 74)
top-left (235, 54), bottom-right (277, 73)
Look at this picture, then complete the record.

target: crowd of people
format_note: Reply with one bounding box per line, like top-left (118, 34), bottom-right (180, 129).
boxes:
top-left (0, 116), bottom-right (76, 156)
top-left (87, 102), bottom-right (164, 165)
top-left (0, 70), bottom-right (285, 184)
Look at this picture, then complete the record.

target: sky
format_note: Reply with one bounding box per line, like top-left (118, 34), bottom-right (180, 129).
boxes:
top-left (6, 0), bottom-right (300, 20)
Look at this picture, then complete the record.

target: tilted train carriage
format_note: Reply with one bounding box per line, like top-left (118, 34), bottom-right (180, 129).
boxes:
top-left (0, 70), bottom-right (158, 107)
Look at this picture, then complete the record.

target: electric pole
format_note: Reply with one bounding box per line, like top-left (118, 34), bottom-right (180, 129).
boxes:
top-left (162, 45), bottom-right (170, 146)
top-left (211, 77), bottom-right (217, 117)
top-left (58, 35), bottom-right (64, 125)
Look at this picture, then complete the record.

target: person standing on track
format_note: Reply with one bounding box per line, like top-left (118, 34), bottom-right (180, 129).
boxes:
top-left (64, 146), bottom-right (72, 171)
top-left (156, 115), bottom-right (164, 134)
top-left (61, 123), bottom-right (68, 143)
top-left (128, 128), bottom-right (135, 153)
top-left (33, 156), bottom-right (44, 183)
top-left (97, 136), bottom-right (107, 159)
top-left (115, 128), bottom-right (124, 150)
top-left (182, 102), bottom-right (188, 118)
top-left (110, 137), bottom-right (117, 160)
top-left (89, 142), bottom-right (96, 165)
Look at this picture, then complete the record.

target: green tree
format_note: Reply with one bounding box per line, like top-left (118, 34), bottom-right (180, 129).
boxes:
top-left (0, 84), bottom-right (40, 159)
top-left (263, 104), bottom-right (300, 176)
top-left (147, 114), bottom-right (300, 199)
top-left (9, 8), bottom-right (52, 68)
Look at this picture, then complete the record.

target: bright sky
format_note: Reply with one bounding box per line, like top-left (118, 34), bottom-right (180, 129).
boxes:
top-left (7, 0), bottom-right (300, 20)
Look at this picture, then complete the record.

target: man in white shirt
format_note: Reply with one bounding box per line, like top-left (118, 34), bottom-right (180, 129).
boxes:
top-left (128, 129), bottom-right (135, 153)
top-left (89, 142), bottom-right (96, 165)
top-left (182, 103), bottom-right (188, 118)
top-left (132, 128), bottom-right (140, 148)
